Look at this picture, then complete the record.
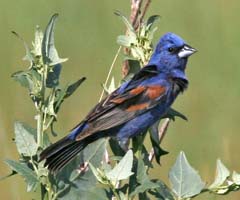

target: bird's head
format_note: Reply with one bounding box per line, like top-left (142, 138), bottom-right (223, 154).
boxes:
top-left (149, 32), bottom-right (197, 75)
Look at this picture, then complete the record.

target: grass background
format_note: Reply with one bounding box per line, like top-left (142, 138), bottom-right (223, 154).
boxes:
top-left (0, 0), bottom-right (239, 199)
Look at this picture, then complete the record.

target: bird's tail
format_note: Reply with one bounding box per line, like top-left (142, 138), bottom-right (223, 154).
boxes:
top-left (39, 136), bottom-right (94, 174)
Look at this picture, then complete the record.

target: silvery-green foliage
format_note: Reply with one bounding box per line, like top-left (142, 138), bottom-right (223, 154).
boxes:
top-left (1, 11), bottom-right (239, 200)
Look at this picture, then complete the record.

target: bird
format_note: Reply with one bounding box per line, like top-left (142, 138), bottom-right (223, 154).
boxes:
top-left (39, 32), bottom-right (197, 173)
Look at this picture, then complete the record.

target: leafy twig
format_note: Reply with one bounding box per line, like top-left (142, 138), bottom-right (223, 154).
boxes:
top-left (122, 0), bottom-right (144, 78)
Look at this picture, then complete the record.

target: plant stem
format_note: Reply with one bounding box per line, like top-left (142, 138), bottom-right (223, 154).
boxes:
top-left (130, 0), bottom-right (143, 29)
top-left (44, 116), bottom-right (54, 132)
top-left (38, 62), bottom-right (48, 146)
top-left (99, 46), bottom-right (122, 102)
top-left (37, 112), bottom-right (44, 147)
top-left (37, 61), bottom-right (51, 199)
top-left (111, 185), bottom-right (121, 200)
top-left (139, 0), bottom-right (152, 26)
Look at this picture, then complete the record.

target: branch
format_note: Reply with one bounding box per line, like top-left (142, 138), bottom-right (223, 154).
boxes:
top-left (130, 0), bottom-right (143, 28)
top-left (122, 0), bottom-right (153, 77)
top-left (139, 0), bottom-right (152, 26)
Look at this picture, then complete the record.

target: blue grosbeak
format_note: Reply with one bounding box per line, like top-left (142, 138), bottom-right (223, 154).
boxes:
top-left (40, 32), bottom-right (197, 173)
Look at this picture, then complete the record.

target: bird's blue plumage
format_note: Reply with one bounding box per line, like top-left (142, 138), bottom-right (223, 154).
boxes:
top-left (40, 32), bottom-right (197, 173)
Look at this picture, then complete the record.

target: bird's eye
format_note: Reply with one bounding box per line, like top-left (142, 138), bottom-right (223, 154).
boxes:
top-left (168, 47), bottom-right (175, 53)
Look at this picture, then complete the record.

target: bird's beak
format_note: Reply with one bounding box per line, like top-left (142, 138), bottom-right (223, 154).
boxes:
top-left (178, 44), bottom-right (197, 58)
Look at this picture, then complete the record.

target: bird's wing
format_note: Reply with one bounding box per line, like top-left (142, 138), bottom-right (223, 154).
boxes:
top-left (83, 65), bottom-right (160, 121)
top-left (73, 65), bottom-right (168, 141)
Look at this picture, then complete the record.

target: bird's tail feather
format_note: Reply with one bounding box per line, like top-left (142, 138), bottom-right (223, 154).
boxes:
top-left (39, 136), bottom-right (88, 174)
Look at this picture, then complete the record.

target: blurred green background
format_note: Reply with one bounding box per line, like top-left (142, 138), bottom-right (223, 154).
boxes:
top-left (0, 0), bottom-right (239, 199)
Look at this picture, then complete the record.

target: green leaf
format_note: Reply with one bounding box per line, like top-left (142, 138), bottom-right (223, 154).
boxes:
top-left (121, 59), bottom-right (141, 83)
top-left (141, 145), bottom-right (154, 168)
top-left (89, 163), bottom-right (109, 185)
top-left (109, 138), bottom-right (125, 157)
top-left (102, 162), bottom-right (112, 173)
top-left (131, 47), bottom-right (145, 65)
top-left (128, 59), bottom-right (141, 74)
top-left (53, 77), bottom-right (86, 114)
top-left (148, 180), bottom-right (174, 200)
top-left (117, 35), bottom-right (131, 47)
top-left (14, 121), bottom-right (38, 157)
top-left (12, 70), bottom-right (41, 98)
top-left (89, 163), bottom-right (101, 181)
top-left (56, 139), bottom-right (107, 184)
top-left (130, 158), bottom-right (159, 197)
top-left (149, 120), bottom-right (169, 164)
top-left (149, 120), bottom-right (161, 144)
top-left (119, 191), bottom-right (127, 200)
top-left (117, 35), bottom-right (136, 47)
top-left (50, 122), bottom-right (58, 137)
top-left (42, 133), bottom-right (51, 148)
top-left (130, 176), bottom-right (159, 197)
top-left (148, 26), bottom-right (158, 42)
top-left (163, 108), bottom-right (188, 121)
top-left (64, 77), bottom-right (86, 98)
top-left (53, 87), bottom-right (68, 113)
top-left (136, 158), bottom-right (149, 183)
top-left (46, 92), bottom-right (57, 118)
top-left (232, 171), bottom-right (240, 185)
top-left (46, 64), bottom-right (62, 88)
top-left (146, 15), bottom-right (160, 28)
top-left (209, 159), bottom-right (230, 189)
top-left (56, 139), bottom-right (108, 199)
top-left (169, 151), bottom-right (205, 199)
top-left (11, 31), bottom-right (34, 63)
top-left (106, 149), bottom-right (133, 182)
top-left (114, 10), bottom-right (135, 34)
top-left (37, 161), bottom-right (49, 178)
top-left (11, 71), bottom-right (33, 89)
top-left (32, 25), bottom-right (43, 56)
top-left (5, 159), bottom-right (38, 192)
top-left (83, 138), bottom-right (108, 166)
top-left (132, 131), bottom-right (147, 153)
top-left (139, 192), bottom-right (151, 200)
top-left (42, 13), bottom-right (68, 66)
top-left (58, 186), bottom-right (108, 200)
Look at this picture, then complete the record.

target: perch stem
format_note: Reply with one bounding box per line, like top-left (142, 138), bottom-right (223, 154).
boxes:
top-left (99, 46), bottom-right (122, 102)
